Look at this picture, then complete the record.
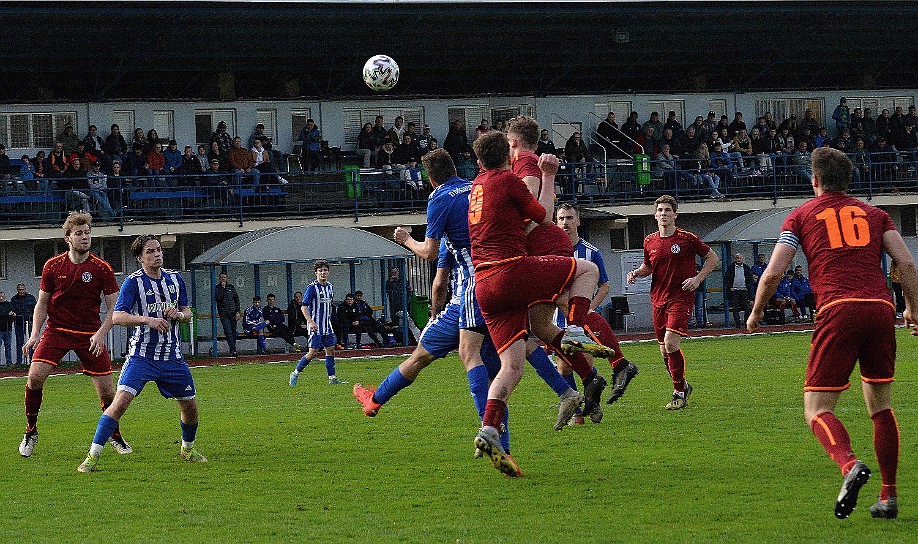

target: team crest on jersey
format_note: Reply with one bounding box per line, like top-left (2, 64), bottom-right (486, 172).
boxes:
top-left (81, 271), bottom-right (93, 282)
top-left (671, 244), bottom-right (681, 254)
top-left (146, 289), bottom-right (154, 295)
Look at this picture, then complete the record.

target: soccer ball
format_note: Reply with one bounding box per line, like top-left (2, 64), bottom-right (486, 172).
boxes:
top-left (363, 55), bottom-right (400, 91)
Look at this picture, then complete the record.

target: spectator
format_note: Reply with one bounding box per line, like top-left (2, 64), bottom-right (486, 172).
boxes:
top-left (536, 128), bottom-right (557, 156)
top-left (635, 125), bottom-right (658, 157)
top-left (252, 138), bottom-right (284, 184)
top-left (753, 116), bottom-right (770, 139)
top-left (104, 124), bottom-right (128, 166)
top-left (146, 128), bottom-right (161, 151)
top-left (122, 144), bottom-right (149, 182)
top-left (660, 127), bottom-right (683, 158)
top-left (18, 154), bottom-right (37, 191)
top-left (813, 127), bottom-right (831, 149)
top-left (86, 161), bottom-right (116, 220)
top-left (654, 144), bottom-right (692, 189)
top-left (287, 291), bottom-right (310, 341)
top-left (642, 111), bottom-right (664, 144)
top-left (210, 120), bottom-right (232, 156)
top-left (797, 126), bottom-right (816, 152)
top-left (832, 97), bottom-right (850, 133)
top-left (416, 124), bottom-right (434, 153)
top-left (146, 141), bottom-right (167, 187)
top-left (699, 113), bottom-right (716, 140)
top-left (68, 141), bottom-right (97, 174)
top-left (388, 116), bottom-right (406, 144)
top-left (56, 124), bottom-right (79, 154)
top-left (663, 110), bottom-right (684, 140)
top-left (298, 118), bottom-right (322, 171)
top-left (889, 260), bottom-right (905, 317)
top-left (772, 270), bottom-right (800, 321)
top-left (621, 111), bottom-right (641, 142)
top-left (763, 111), bottom-right (778, 131)
top-left (694, 142), bottom-right (723, 198)
top-left (680, 125), bottom-right (700, 159)
top-left (181, 145), bottom-right (204, 184)
top-left (731, 128), bottom-right (753, 166)
top-left (356, 122), bottom-right (374, 168)
top-left (871, 136), bottom-right (899, 189)
top-left (876, 108), bottom-right (891, 141)
top-left (0, 145), bottom-right (11, 185)
top-left (376, 140), bottom-right (396, 170)
top-left (195, 144), bottom-right (210, 174)
top-left (163, 140), bottom-right (183, 184)
top-left (131, 127), bottom-right (147, 151)
top-left (724, 253), bottom-right (754, 328)
top-left (750, 253), bottom-right (768, 280)
top-left (492, 119), bottom-right (506, 133)
top-left (799, 109), bottom-right (819, 136)
top-left (337, 293), bottom-right (363, 349)
top-left (228, 136), bottom-right (261, 188)
top-left (862, 107), bottom-right (878, 143)
top-left (214, 272), bottom-right (240, 357)
top-left (59, 157), bottom-right (91, 211)
top-left (775, 127), bottom-right (795, 167)
top-left (353, 290), bottom-right (387, 346)
top-left (203, 158), bottom-right (234, 206)
top-left (393, 133), bottom-right (422, 189)
top-left (788, 140), bottom-right (813, 181)
top-left (248, 123), bottom-right (272, 153)
top-left (242, 295), bottom-right (269, 355)
top-left (750, 127), bottom-right (772, 171)
top-left (30, 151), bottom-right (48, 187)
top-left (564, 132), bottom-right (591, 163)
top-left (474, 119), bottom-right (490, 140)
top-left (83, 125), bottom-right (106, 165)
top-left (443, 119), bottom-right (470, 166)
top-left (890, 106), bottom-right (907, 149)
top-left (849, 138), bottom-right (870, 190)
top-left (710, 142), bottom-right (735, 189)
top-left (906, 105), bottom-right (918, 127)
top-left (370, 115), bottom-right (388, 159)
top-left (596, 111), bottom-right (624, 160)
top-left (263, 294), bottom-right (300, 350)
top-left (385, 266), bottom-right (421, 344)
top-left (778, 114), bottom-right (799, 135)
top-left (208, 140), bottom-right (227, 170)
top-left (791, 266), bottom-right (815, 322)
top-left (715, 115), bottom-right (731, 137)
top-left (9, 283), bottom-right (36, 365)
top-left (728, 112), bottom-right (746, 138)
top-left (0, 291), bottom-right (11, 367)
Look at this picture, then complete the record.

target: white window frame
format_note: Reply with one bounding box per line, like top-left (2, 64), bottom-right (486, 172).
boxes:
top-left (291, 108), bottom-right (313, 146)
top-left (152, 110), bottom-right (174, 141)
top-left (648, 100), bottom-right (685, 128)
top-left (255, 109), bottom-right (277, 144)
top-left (448, 105), bottom-right (489, 142)
top-left (195, 109), bottom-right (236, 146)
top-left (342, 107), bottom-right (425, 147)
top-left (0, 111), bottom-right (76, 150)
top-left (112, 110), bottom-right (135, 137)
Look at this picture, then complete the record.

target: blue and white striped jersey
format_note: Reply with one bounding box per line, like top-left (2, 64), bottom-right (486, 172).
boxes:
top-left (428, 176), bottom-right (475, 304)
top-left (302, 281), bottom-right (335, 335)
top-left (555, 238), bottom-right (609, 328)
top-left (115, 268), bottom-right (188, 361)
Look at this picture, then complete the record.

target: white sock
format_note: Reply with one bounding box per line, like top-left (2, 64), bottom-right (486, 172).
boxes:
top-left (182, 440), bottom-right (195, 450)
top-left (89, 443), bottom-right (104, 456)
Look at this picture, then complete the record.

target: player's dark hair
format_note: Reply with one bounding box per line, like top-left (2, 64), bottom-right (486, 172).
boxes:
top-left (314, 260), bottom-right (329, 272)
top-left (253, 295), bottom-right (261, 301)
top-left (655, 194), bottom-right (678, 212)
top-left (556, 203), bottom-right (579, 219)
top-left (131, 234), bottom-right (160, 257)
top-left (354, 290), bottom-right (363, 296)
top-left (811, 147), bottom-right (852, 192)
top-left (266, 293), bottom-right (275, 299)
top-left (472, 131), bottom-right (510, 170)
top-left (62, 211), bottom-right (93, 236)
top-left (421, 149), bottom-right (457, 184)
top-left (507, 116), bottom-right (540, 148)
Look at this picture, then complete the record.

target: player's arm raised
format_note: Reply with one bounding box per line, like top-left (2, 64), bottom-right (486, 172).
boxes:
top-left (394, 227), bottom-right (439, 261)
top-left (883, 229), bottom-right (918, 333)
top-left (536, 153), bottom-right (559, 223)
top-left (748, 243), bottom-right (797, 332)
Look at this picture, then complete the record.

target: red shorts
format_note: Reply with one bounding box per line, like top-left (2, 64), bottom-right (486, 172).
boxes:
top-left (31, 328), bottom-right (113, 376)
top-left (805, 300), bottom-right (896, 391)
top-left (476, 256), bottom-right (576, 353)
top-left (652, 299), bottom-right (693, 343)
top-left (526, 223), bottom-right (574, 257)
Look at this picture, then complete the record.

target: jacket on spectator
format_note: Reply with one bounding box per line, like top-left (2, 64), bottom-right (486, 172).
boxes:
top-left (724, 262), bottom-right (754, 291)
top-left (228, 148), bottom-right (255, 170)
top-left (104, 133), bottom-right (128, 156)
top-left (243, 305), bottom-right (265, 332)
top-left (147, 150), bottom-right (165, 170)
top-left (214, 282), bottom-right (240, 316)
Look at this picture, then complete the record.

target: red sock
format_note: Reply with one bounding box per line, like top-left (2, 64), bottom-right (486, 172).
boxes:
top-left (581, 312), bottom-right (624, 362)
top-left (24, 385), bottom-right (42, 430)
top-left (666, 349), bottom-right (686, 392)
top-left (482, 399), bottom-right (507, 429)
top-left (811, 412), bottom-right (857, 474)
top-left (551, 331), bottom-right (593, 380)
top-left (872, 409), bottom-right (899, 499)
top-left (567, 296), bottom-right (592, 327)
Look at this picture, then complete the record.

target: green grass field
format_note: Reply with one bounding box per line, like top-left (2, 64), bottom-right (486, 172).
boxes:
top-left (1, 330), bottom-right (915, 543)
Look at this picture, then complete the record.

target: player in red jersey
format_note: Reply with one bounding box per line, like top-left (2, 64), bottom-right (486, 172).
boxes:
top-left (749, 147), bottom-right (917, 519)
top-left (469, 132), bottom-right (608, 476)
top-left (627, 195), bottom-right (719, 410)
top-left (18, 212), bottom-right (131, 458)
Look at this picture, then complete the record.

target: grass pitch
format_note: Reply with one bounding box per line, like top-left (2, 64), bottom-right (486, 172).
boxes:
top-left (1, 330), bottom-right (915, 543)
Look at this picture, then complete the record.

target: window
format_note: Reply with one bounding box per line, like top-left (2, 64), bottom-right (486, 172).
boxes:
top-left (490, 105), bottom-right (533, 127)
top-left (845, 96), bottom-right (914, 117)
top-left (342, 107), bottom-right (424, 147)
top-left (708, 99), bottom-right (728, 120)
top-left (112, 110), bottom-right (135, 136)
top-left (0, 111), bottom-right (75, 149)
top-left (647, 100), bottom-right (685, 128)
top-left (291, 108), bottom-right (312, 145)
top-left (593, 101), bottom-right (633, 125)
top-left (153, 110), bottom-right (174, 141)
top-left (447, 105), bottom-right (489, 141)
top-left (755, 97), bottom-right (825, 126)
top-left (195, 109), bottom-right (236, 146)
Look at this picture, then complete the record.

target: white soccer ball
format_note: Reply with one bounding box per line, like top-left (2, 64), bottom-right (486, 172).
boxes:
top-left (363, 55), bottom-right (400, 91)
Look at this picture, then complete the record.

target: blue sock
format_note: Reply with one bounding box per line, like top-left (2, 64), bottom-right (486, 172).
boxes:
top-left (562, 372), bottom-right (578, 391)
top-left (92, 414), bottom-right (119, 447)
top-left (528, 347), bottom-right (570, 398)
top-left (374, 367), bottom-right (413, 405)
top-left (295, 355), bottom-right (310, 373)
top-left (500, 410), bottom-right (511, 453)
top-left (325, 356), bottom-right (336, 377)
top-left (257, 335), bottom-right (267, 352)
top-left (180, 420), bottom-right (198, 443)
top-left (467, 365), bottom-right (490, 419)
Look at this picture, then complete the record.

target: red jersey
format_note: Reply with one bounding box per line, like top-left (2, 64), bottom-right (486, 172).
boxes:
top-left (781, 192), bottom-right (895, 309)
top-left (643, 228), bottom-right (711, 307)
top-left (511, 150), bottom-right (542, 185)
top-left (39, 252), bottom-right (119, 334)
top-left (469, 168), bottom-right (546, 269)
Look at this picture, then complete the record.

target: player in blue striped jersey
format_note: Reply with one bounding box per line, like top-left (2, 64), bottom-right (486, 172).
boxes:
top-left (555, 204), bottom-right (638, 409)
top-left (78, 234), bottom-right (205, 472)
top-left (290, 260), bottom-right (346, 385)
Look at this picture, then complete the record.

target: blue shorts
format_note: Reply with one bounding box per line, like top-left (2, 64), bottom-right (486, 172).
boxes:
top-left (244, 322), bottom-right (268, 335)
top-left (457, 280), bottom-right (486, 330)
top-left (420, 303), bottom-right (462, 358)
top-left (308, 332), bottom-right (337, 350)
top-left (117, 355), bottom-right (196, 400)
